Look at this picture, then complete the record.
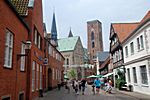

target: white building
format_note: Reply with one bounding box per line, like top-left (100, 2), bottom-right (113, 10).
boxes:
top-left (122, 11), bottom-right (150, 95)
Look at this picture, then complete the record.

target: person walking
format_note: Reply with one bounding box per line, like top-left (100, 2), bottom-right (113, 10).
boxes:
top-left (74, 80), bottom-right (79, 94)
top-left (65, 80), bottom-right (70, 93)
top-left (81, 78), bottom-right (86, 95)
top-left (94, 78), bottom-right (101, 94)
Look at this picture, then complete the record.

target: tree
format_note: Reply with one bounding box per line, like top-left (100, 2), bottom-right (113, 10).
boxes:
top-left (68, 69), bottom-right (77, 79)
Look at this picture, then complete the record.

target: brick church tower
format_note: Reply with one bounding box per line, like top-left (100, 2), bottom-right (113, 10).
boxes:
top-left (87, 20), bottom-right (103, 60)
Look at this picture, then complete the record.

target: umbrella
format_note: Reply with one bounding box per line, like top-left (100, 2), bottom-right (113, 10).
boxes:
top-left (86, 75), bottom-right (97, 78)
top-left (95, 75), bottom-right (103, 78)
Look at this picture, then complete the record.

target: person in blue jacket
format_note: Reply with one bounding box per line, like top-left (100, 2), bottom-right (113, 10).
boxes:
top-left (94, 78), bottom-right (101, 94)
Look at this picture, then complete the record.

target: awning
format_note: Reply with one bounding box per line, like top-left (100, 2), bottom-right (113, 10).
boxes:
top-left (103, 72), bottom-right (113, 78)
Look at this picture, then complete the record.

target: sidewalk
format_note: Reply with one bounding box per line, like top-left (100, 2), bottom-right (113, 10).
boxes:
top-left (115, 89), bottom-right (150, 100)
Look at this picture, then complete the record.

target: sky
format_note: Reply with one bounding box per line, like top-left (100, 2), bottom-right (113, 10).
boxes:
top-left (42, 0), bottom-right (150, 51)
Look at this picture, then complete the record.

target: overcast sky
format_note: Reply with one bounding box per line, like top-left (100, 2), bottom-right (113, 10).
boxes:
top-left (42, 0), bottom-right (150, 51)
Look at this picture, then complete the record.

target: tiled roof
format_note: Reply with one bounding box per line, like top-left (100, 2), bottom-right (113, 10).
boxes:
top-left (122, 10), bottom-right (150, 44)
top-left (10, 0), bottom-right (29, 16)
top-left (96, 51), bottom-right (109, 62)
top-left (140, 10), bottom-right (150, 24)
top-left (57, 36), bottom-right (79, 52)
top-left (112, 23), bottom-right (139, 43)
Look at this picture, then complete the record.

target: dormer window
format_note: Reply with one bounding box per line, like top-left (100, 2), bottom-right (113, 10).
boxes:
top-left (28, 0), bottom-right (35, 7)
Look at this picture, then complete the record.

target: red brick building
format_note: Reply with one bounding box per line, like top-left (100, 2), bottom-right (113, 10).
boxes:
top-left (0, 0), bottom-right (29, 100)
top-left (0, 0), bottom-right (64, 100)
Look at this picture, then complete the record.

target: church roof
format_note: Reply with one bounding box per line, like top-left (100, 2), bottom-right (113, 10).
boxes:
top-left (68, 28), bottom-right (73, 37)
top-left (51, 12), bottom-right (57, 41)
top-left (57, 36), bottom-right (79, 52)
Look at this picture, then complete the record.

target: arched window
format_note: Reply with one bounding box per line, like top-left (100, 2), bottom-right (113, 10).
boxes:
top-left (92, 42), bottom-right (95, 48)
top-left (66, 58), bottom-right (69, 65)
top-left (91, 31), bottom-right (94, 40)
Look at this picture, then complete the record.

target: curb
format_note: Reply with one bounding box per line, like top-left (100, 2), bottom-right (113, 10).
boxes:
top-left (115, 89), bottom-right (150, 100)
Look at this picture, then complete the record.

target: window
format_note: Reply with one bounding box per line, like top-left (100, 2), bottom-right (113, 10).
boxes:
top-left (34, 28), bottom-right (42, 49)
top-left (140, 65), bottom-right (148, 84)
top-left (137, 35), bottom-right (144, 51)
top-left (133, 67), bottom-right (137, 83)
top-left (92, 42), bottom-right (95, 48)
top-left (127, 68), bottom-right (131, 83)
top-left (4, 30), bottom-right (13, 68)
top-left (20, 43), bottom-right (26, 71)
top-left (130, 42), bottom-right (134, 55)
top-left (36, 63), bottom-right (39, 90)
top-left (34, 29), bottom-right (37, 45)
top-left (66, 58), bottom-right (69, 65)
top-left (2, 96), bottom-right (10, 100)
top-left (40, 65), bottom-right (42, 89)
top-left (140, 35), bottom-right (144, 49)
top-left (32, 61), bottom-right (35, 91)
top-left (19, 92), bottom-right (24, 100)
top-left (91, 31), bottom-right (94, 40)
top-left (28, 0), bottom-right (35, 7)
top-left (125, 46), bottom-right (128, 57)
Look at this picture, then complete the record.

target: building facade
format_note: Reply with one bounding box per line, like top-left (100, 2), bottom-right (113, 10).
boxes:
top-left (87, 20), bottom-right (103, 60)
top-left (0, 0), bottom-right (29, 100)
top-left (122, 11), bottom-right (150, 95)
top-left (58, 31), bottom-right (85, 79)
top-left (0, 0), bottom-right (65, 100)
top-left (109, 22), bottom-right (139, 87)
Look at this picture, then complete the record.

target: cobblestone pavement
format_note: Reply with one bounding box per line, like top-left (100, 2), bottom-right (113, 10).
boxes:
top-left (36, 85), bottom-right (140, 100)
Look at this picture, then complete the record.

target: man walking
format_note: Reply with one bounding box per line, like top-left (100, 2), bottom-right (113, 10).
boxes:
top-left (94, 78), bottom-right (101, 94)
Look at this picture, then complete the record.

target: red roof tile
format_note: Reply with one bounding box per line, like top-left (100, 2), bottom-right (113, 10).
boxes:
top-left (112, 23), bottom-right (139, 43)
top-left (140, 10), bottom-right (150, 24)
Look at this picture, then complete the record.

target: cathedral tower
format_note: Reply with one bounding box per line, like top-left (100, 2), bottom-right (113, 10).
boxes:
top-left (87, 20), bottom-right (103, 60)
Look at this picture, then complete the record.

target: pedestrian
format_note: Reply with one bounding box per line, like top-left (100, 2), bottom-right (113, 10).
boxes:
top-left (57, 80), bottom-right (61, 91)
top-left (74, 80), bottom-right (79, 94)
top-left (92, 80), bottom-right (95, 95)
top-left (105, 79), bottom-right (112, 94)
top-left (94, 78), bottom-right (101, 94)
top-left (79, 80), bottom-right (82, 92)
top-left (81, 78), bottom-right (87, 95)
top-left (65, 80), bottom-right (70, 93)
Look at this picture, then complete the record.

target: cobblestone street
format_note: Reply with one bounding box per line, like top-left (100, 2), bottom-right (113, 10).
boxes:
top-left (36, 85), bottom-right (142, 100)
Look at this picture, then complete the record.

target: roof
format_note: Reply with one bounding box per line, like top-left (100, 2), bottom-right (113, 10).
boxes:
top-left (57, 36), bottom-right (79, 52)
top-left (87, 20), bottom-right (101, 24)
top-left (122, 10), bottom-right (150, 44)
top-left (112, 23), bottom-right (139, 43)
top-left (96, 52), bottom-right (109, 62)
top-left (140, 10), bottom-right (150, 24)
top-left (99, 56), bottom-right (110, 70)
top-left (10, 0), bottom-right (29, 16)
top-left (68, 28), bottom-right (73, 37)
top-left (51, 12), bottom-right (57, 41)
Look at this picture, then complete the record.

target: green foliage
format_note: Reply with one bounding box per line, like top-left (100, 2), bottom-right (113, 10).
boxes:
top-left (68, 69), bottom-right (77, 79)
top-left (116, 79), bottom-right (126, 90)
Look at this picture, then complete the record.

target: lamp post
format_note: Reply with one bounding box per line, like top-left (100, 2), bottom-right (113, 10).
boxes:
top-left (16, 40), bottom-right (31, 100)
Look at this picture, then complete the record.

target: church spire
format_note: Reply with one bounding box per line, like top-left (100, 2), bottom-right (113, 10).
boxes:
top-left (68, 27), bottom-right (73, 37)
top-left (51, 12), bottom-right (57, 41)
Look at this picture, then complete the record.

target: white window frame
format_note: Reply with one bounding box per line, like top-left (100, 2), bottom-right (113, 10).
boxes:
top-left (140, 65), bottom-right (148, 85)
top-left (130, 42), bottom-right (134, 55)
top-left (20, 43), bottom-right (26, 71)
top-left (32, 61), bottom-right (35, 92)
top-left (36, 63), bottom-right (39, 90)
top-left (40, 65), bottom-right (42, 89)
top-left (125, 46), bottom-right (128, 57)
top-left (38, 35), bottom-right (41, 49)
top-left (4, 30), bottom-right (13, 68)
top-left (34, 29), bottom-right (37, 45)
